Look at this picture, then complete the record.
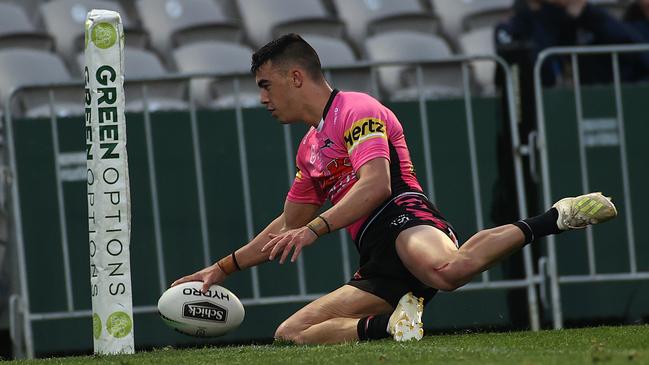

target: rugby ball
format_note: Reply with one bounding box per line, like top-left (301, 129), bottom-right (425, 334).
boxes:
top-left (158, 282), bottom-right (245, 337)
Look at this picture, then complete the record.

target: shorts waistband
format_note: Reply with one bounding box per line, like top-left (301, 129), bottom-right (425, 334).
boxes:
top-left (356, 191), bottom-right (428, 249)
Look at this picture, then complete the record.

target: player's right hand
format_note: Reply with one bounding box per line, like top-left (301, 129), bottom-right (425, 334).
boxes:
top-left (170, 263), bottom-right (226, 293)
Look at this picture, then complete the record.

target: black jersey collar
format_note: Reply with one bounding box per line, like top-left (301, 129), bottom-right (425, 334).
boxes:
top-left (322, 89), bottom-right (340, 121)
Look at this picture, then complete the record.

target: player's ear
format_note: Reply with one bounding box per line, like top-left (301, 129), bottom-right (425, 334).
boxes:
top-left (290, 69), bottom-right (303, 88)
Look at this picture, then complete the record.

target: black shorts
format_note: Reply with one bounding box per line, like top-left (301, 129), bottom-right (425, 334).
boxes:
top-left (347, 192), bottom-right (458, 308)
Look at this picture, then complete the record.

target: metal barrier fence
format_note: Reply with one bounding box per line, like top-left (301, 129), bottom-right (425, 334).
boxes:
top-left (5, 55), bottom-right (539, 359)
top-left (534, 44), bottom-right (649, 329)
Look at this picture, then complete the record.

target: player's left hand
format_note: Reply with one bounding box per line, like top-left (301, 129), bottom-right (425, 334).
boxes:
top-left (261, 226), bottom-right (318, 264)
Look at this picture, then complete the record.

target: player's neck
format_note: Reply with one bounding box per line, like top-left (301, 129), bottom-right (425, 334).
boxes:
top-left (301, 83), bottom-right (333, 128)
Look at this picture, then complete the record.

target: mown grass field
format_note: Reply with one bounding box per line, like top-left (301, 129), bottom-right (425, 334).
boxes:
top-left (9, 324), bottom-right (649, 364)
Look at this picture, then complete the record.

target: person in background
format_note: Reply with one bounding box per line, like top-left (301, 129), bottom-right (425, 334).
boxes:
top-left (622, 0), bottom-right (649, 81)
top-left (492, 0), bottom-right (648, 329)
top-left (497, 0), bottom-right (649, 85)
top-left (624, 0), bottom-right (649, 39)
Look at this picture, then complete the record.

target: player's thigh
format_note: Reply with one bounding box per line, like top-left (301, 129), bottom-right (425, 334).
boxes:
top-left (395, 225), bottom-right (458, 289)
top-left (277, 284), bottom-right (392, 333)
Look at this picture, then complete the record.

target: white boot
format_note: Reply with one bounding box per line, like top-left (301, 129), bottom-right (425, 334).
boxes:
top-left (552, 192), bottom-right (617, 230)
top-left (387, 292), bottom-right (424, 342)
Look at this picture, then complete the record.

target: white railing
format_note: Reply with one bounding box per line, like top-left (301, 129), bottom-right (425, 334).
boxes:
top-left (5, 55), bottom-right (539, 358)
top-left (534, 43), bottom-right (649, 329)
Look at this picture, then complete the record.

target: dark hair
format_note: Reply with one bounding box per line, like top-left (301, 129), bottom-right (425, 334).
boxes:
top-left (250, 33), bottom-right (323, 80)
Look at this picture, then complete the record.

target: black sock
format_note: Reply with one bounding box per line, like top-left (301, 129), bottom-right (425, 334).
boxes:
top-left (357, 314), bottom-right (391, 341)
top-left (513, 208), bottom-right (563, 245)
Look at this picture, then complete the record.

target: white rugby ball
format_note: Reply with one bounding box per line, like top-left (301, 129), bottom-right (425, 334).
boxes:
top-left (158, 282), bottom-right (245, 337)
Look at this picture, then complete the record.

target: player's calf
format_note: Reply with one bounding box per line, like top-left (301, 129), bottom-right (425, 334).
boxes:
top-left (415, 192), bottom-right (617, 293)
top-left (414, 230), bottom-right (510, 292)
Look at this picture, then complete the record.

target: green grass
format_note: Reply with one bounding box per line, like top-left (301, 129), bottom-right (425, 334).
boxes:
top-left (9, 325), bottom-right (649, 364)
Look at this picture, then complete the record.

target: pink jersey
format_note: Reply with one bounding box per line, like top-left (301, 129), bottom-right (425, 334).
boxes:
top-left (286, 90), bottom-right (423, 241)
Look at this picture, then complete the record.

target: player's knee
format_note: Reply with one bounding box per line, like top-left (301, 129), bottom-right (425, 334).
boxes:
top-left (426, 258), bottom-right (471, 292)
top-left (274, 321), bottom-right (306, 344)
top-left (274, 321), bottom-right (294, 341)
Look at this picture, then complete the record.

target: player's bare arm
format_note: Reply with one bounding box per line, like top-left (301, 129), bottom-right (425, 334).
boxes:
top-left (171, 200), bottom-right (320, 291)
top-left (262, 157), bottom-right (391, 264)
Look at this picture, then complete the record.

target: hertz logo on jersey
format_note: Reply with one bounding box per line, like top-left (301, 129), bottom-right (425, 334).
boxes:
top-left (343, 118), bottom-right (387, 152)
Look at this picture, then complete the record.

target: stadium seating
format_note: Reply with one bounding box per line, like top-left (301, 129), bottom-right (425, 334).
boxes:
top-left (431, 0), bottom-right (512, 43)
top-left (0, 49), bottom-right (81, 117)
top-left (40, 0), bottom-right (147, 65)
top-left (136, 0), bottom-right (243, 56)
top-left (173, 40), bottom-right (258, 108)
top-left (302, 34), bottom-right (376, 96)
top-left (236, 0), bottom-right (345, 48)
top-left (5, 0), bottom-right (633, 114)
top-left (331, 0), bottom-right (440, 49)
top-left (364, 31), bottom-right (463, 100)
top-left (0, 2), bottom-right (54, 51)
top-left (459, 26), bottom-right (497, 95)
